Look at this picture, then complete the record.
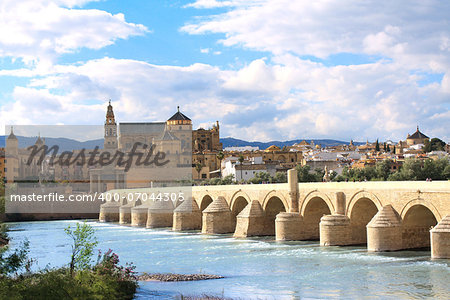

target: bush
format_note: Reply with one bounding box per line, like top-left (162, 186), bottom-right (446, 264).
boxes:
top-left (0, 222), bottom-right (138, 300)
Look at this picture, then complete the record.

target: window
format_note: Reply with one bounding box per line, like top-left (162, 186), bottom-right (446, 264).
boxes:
top-left (201, 174), bottom-right (207, 179)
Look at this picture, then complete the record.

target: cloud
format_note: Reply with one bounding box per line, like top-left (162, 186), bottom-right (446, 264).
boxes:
top-left (0, 0), bottom-right (147, 66)
top-left (2, 55), bottom-right (448, 142)
top-left (1, 1), bottom-right (449, 143)
top-left (185, 0), bottom-right (236, 9)
top-left (182, 0), bottom-right (450, 71)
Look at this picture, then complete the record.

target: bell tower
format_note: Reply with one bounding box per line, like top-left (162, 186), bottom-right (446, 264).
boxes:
top-left (104, 100), bottom-right (118, 150)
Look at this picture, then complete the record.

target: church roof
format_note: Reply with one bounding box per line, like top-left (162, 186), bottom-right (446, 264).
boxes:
top-left (7, 127), bottom-right (17, 140)
top-left (407, 127), bottom-right (429, 140)
top-left (298, 140), bottom-right (310, 146)
top-left (35, 135), bottom-right (44, 145)
top-left (168, 106), bottom-right (191, 121)
top-left (265, 145), bottom-right (281, 152)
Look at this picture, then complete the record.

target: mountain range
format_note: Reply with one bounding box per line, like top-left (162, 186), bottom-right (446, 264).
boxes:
top-left (1, 135), bottom-right (360, 152)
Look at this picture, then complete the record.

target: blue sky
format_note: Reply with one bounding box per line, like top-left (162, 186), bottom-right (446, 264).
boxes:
top-left (0, 0), bottom-right (449, 142)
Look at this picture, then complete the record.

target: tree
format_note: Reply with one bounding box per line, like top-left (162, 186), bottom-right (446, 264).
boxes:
top-left (65, 222), bottom-right (98, 277)
top-left (375, 139), bottom-right (380, 152)
top-left (249, 171), bottom-right (271, 184)
top-left (221, 174), bottom-right (235, 185)
top-left (273, 172), bottom-right (287, 183)
top-left (383, 142), bottom-right (387, 152)
top-left (238, 154), bottom-right (244, 181)
top-left (424, 138), bottom-right (446, 152)
top-left (296, 165), bottom-right (318, 182)
top-left (194, 162), bottom-right (203, 180)
top-left (375, 159), bottom-right (391, 180)
top-left (0, 239), bottom-right (32, 276)
top-left (216, 151), bottom-right (225, 178)
top-left (386, 144), bottom-right (390, 152)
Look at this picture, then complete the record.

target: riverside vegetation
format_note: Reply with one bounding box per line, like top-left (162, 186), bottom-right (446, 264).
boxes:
top-left (0, 222), bottom-right (138, 300)
top-left (190, 157), bottom-right (450, 185)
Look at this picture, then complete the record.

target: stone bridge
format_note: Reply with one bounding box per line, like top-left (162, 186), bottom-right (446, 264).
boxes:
top-left (99, 170), bottom-right (450, 258)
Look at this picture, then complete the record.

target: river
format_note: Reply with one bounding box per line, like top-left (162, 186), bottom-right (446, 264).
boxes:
top-left (6, 220), bottom-right (450, 299)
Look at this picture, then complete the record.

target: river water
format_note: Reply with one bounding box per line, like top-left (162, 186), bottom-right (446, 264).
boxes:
top-left (6, 220), bottom-right (450, 299)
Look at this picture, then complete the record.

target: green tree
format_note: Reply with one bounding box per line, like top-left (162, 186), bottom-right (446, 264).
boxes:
top-left (0, 239), bottom-right (32, 276)
top-left (375, 139), bottom-right (380, 152)
top-left (221, 174), bottom-right (235, 185)
top-left (273, 172), bottom-right (287, 183)
top-left (238, 154), bottom-right (245, 181)
top-left (386, 144), bottom-right (391, 152)
top-left (249, 171), bottom-right (272, 184)
top-left (216, 151), bottom-right (225, 178)
top-left (195, 162), bottom-right (203, 180)
top-left (296, 165), bottom-right (318, 182)
top-left (424, 138), bottom-right (446, 152)
top-left (375, 159), bottom-right (391, 180)
top-left (443, 165), bottom-right (450, 180)
top-left (64, 222), bottom-right (98, 277)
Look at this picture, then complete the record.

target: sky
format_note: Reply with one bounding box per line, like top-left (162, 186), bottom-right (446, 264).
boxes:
top-left (0, 0), bottom-right (449, 142)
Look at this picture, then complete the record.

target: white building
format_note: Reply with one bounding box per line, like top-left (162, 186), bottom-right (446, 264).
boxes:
top-left (221, 156), bottom-right (276, 182)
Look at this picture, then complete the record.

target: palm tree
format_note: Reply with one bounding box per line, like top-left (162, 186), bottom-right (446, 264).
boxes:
top-left (238, 154), bottom-right (244, 182)
top-left (216, 151), bottom-right (224, 178)
top-left (195, 162), bottom-right (203, 181)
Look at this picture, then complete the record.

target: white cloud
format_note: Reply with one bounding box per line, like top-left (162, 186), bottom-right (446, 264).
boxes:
top-left (0, 0), bottom-right (147, 66)
top-left (182, 0), bottom-right (450, 71)
top-left (185, 0), bottom-right (236, 9)
top-left (1, 0), bottom-right (449, 143)
top-left (2, 55), bottom-right (448, 141)
top-left (200, 48), bottom-right (210, 54)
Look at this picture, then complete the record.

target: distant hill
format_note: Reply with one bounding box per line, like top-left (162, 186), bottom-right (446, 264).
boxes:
top-left (0, 135), bottom-right (361, 152)
top-left (0, 135), bottom-right (103, 152)
top-left (221, 137), bottom-right (363, 149)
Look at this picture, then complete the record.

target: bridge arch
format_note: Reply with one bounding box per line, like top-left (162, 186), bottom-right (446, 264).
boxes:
top-left (346, 191), bottom-right (383, 217)
top-left (400, 199), bottom-right (440, 249)
top-left (199, 194), bottom-right (214, 211)
top-left (230, 191), bottom-right (251, 217)
top-left (262, 190), bottom-right (289, 211)
top-left (400, 199), bottom-right (441, 222)
top-left (263, 193), bottom-right (288, 236)
top-left (347, 191), bottom-right (382, 244)
top-left (300, 191), bottom-right (334, 240)
top-left (300, 191), bottom-right (334, 216)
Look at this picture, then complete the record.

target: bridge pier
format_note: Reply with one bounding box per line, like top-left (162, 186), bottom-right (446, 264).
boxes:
top-left (234, 200), bottom-right (266, 237)
top-left (319, 214), bottom-right (351, 246)
top-left (275, 213), bottom-right (305, 241)
top-left (173, 198), bottom-right (202, 231)
top-left (131, 206), bottom-right (148, 227)
top-left (99, 201), bottom-right (120, 222)
top-left (367, 205), bottom-right (402, 252)
top-left (202, 197), bottom-right (234, 234)
top-left (146, 200), bottom-right (174, 228)
top-left (431, 215), bottom-right (450, 259)
top-left (119, 206), bottom-right (132, 224)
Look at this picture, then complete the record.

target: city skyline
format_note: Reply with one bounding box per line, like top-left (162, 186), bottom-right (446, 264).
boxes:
top-left (0, 0), bottom-right (449, 142)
